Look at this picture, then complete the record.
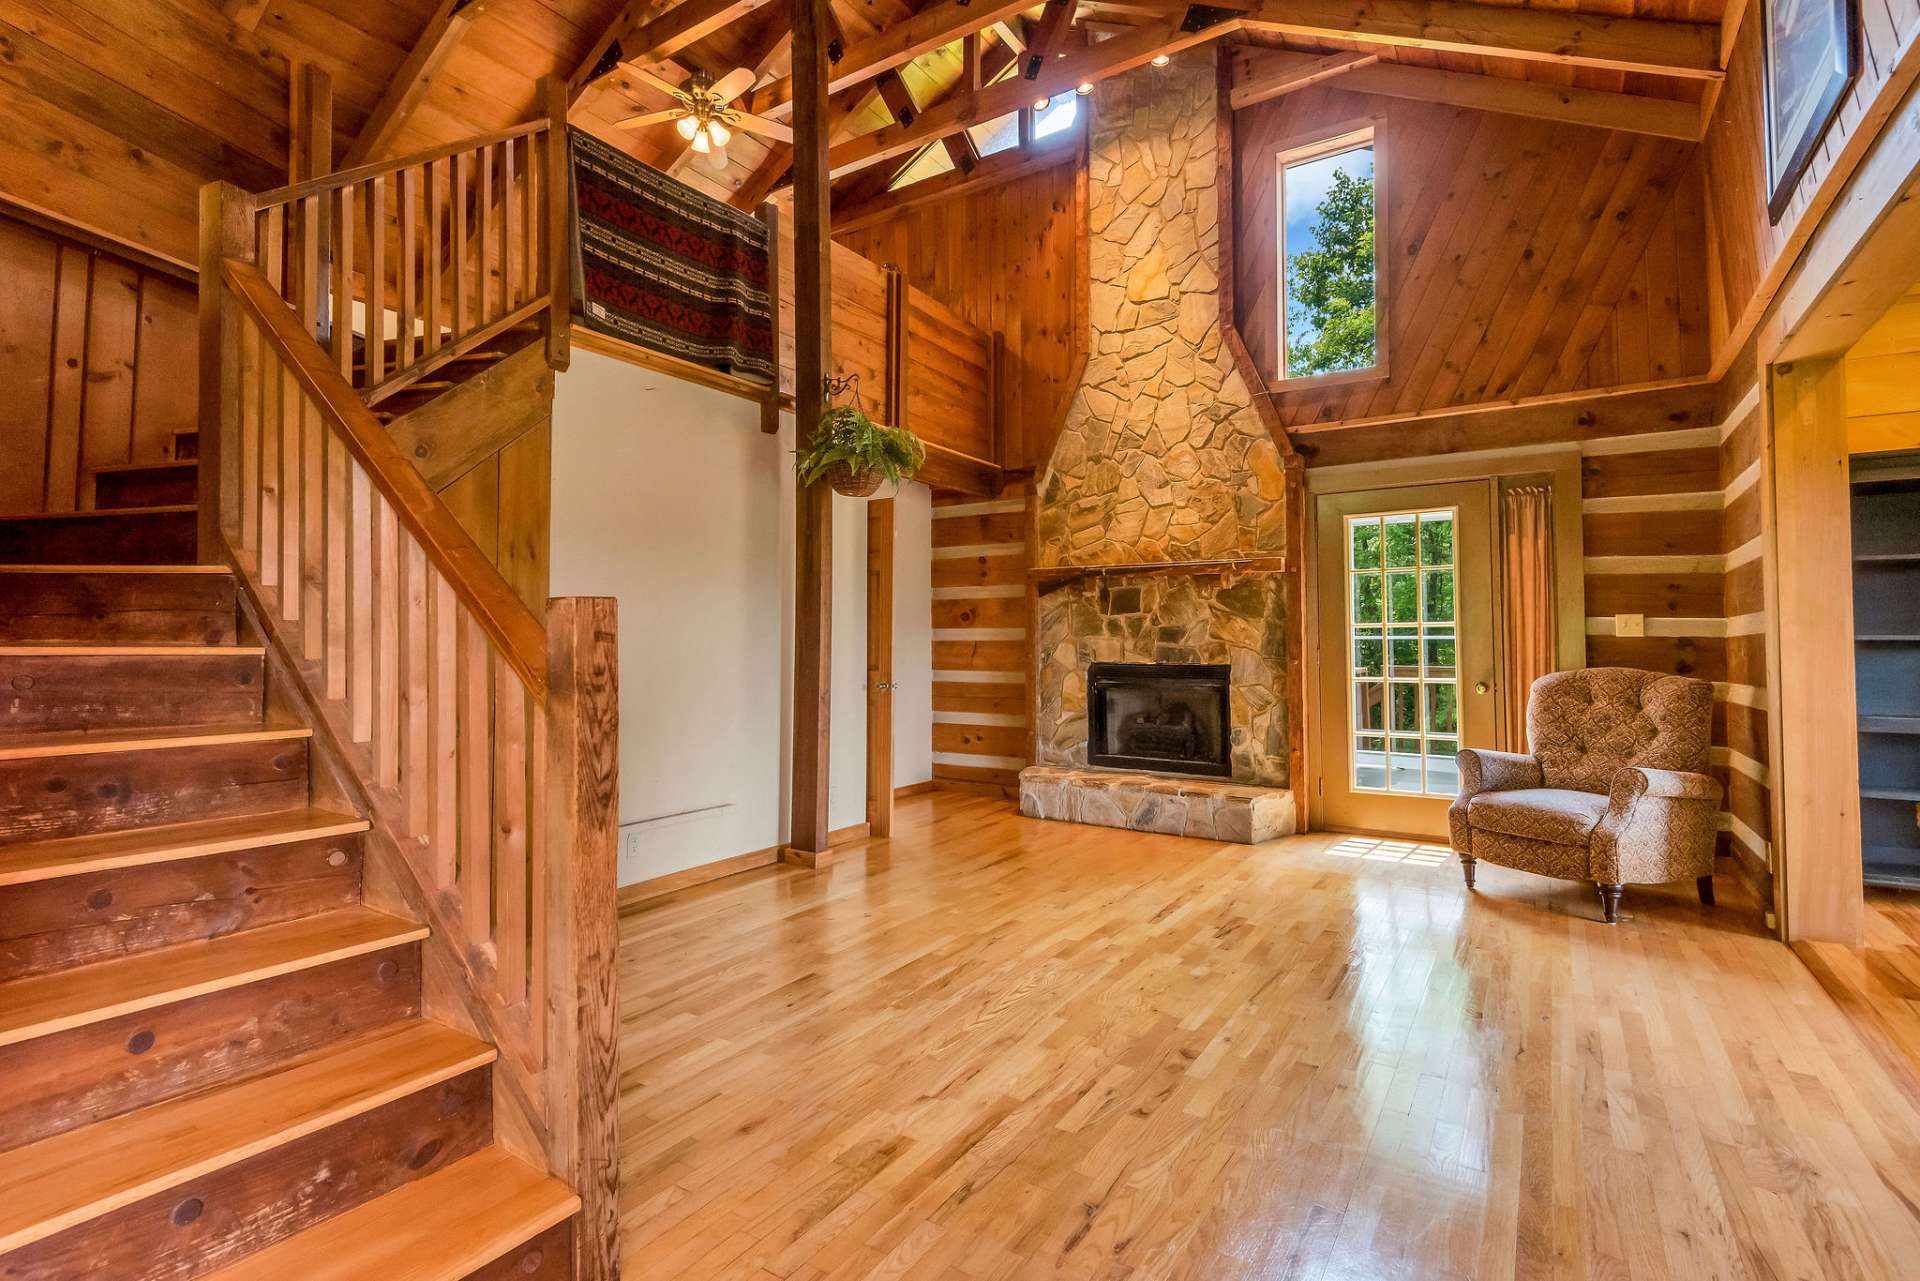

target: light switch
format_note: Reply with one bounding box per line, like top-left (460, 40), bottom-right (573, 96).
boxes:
top-left (1615, 613), bottom-right (1645, 638)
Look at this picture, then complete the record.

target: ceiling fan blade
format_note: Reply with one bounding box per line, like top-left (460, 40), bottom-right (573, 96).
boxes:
top-left (729, 112), bottom-right (793, 144)
top-left (620, 62), bottom-right (687, 100)
top-left (710, 66), bottom-right (756, 104)
top-left (614, 109), bottom-right (684, 130)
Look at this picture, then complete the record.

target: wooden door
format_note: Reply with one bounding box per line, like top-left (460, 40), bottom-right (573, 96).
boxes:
top-left (1314, 481), bottom-right (1499, 839)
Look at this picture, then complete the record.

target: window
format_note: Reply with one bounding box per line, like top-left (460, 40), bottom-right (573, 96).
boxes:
top-left (967, 110), bottom-right (1022, 157)
top-left (1346, 509), bottom-right (1458, 797)
top-left (1032, 93), bottom-right (1078, 140)
top-left (1278, 126), bottom-right (1382, 382)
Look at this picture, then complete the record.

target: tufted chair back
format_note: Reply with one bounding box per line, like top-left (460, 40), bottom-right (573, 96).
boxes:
top-left (1526, 668), bottom-right (1714, 794)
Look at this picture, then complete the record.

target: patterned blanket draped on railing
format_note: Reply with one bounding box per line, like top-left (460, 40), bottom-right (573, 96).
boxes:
top-left (570, 129), bottom-right (776, 385)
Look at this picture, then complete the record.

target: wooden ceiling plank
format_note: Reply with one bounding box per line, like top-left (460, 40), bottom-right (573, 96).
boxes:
top-left (827, 15), bottom-right (1230, 179)
top-left (574, 0), bottom-right (786, 102)
top-left (1234, 0), bottom-right (1722, 81)
top-left (342, 0), bottom-right (480, 167)
top-left (832, 127), bottom-right (1079, 232)
top-left (752, 0), bottom-right (1038, 120)
top-left (1228, 49), bottom-right (1378, 109)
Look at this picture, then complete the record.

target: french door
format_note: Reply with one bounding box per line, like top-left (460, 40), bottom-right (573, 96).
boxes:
top-left (1315, 481), bottom-right (1498, 839)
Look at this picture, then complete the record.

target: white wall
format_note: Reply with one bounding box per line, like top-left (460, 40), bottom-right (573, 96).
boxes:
top-left (893, 484), bottom-right (933, 788)
top-left (550, 349), bottom-right (925, 886)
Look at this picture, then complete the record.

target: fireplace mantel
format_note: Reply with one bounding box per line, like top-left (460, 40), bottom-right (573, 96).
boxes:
top-left (1029, 554), bottom-right (1289, 591)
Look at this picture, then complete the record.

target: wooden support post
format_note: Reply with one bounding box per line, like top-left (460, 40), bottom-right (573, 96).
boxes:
top-left (760, 202), bottom-right (782, 435)
top-left (787, 0), bottom-right (835, 863)
top-left (1769, 358), bottom-right (1864, 944)
top-left (197, 182), bottom-right (254, 561)
top-left (541, 596), bottom-right (621, 1281)
top-left (866, 497), bottom-right (895, 838)
top-left (543, 75), bottom-right (574, 373)
top-left (290, 66), bottom-right (334, 345)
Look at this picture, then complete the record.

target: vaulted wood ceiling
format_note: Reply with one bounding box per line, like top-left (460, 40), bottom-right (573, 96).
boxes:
top-left (0, 0), bottom-right (1732, 268)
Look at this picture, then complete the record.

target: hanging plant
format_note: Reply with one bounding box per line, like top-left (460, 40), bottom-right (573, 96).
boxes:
top-left (793, 375), bottom-right (926, 498)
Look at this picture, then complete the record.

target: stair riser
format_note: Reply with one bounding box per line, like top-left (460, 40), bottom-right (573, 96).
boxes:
top-left (0, 1066), bottom-right (490, 1281)
top-left (0, 835), bottom-right (362, 982)
top-left (0, 511), bottom-right (197, 566)
top-left (0, 653), bottom-right (264, 735)
top-left (466, 1220), bottom-right (571, 1281)
top-left (0, 575), bottom-right (237, 646)
top-left (0, 944), bottom-right (419, 1152)
top-left (93, 468), bottom-right (197, 511)
top-left (0, 740), bottom-right (309, 842)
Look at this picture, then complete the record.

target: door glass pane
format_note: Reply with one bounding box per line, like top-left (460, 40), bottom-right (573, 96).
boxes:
top-left (1345, 506), bottom-right (1464, 797)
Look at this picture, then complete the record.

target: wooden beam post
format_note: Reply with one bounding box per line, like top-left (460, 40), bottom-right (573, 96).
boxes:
top-left (1769, 358), bottom-right (1863, 944)
top-left (542, 76), bottom-right (573, 373)
top-left (866, 497), bottom-right (895, 839)
top-left (197, 182), bottom-right (255, 561)
top-left (540, 596), bottom-right (621, 1281)
top-left (787, 0), bottom-right (835, 863)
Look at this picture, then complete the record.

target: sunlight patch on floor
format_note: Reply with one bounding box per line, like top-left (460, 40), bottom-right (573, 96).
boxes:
top-left (1326, 834), bottom-right (1453, 866)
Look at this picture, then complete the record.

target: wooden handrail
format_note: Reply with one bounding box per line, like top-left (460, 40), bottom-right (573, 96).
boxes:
top-left (223, 257), bottom-right (550, 701)
top-left (252, 119), bottom-right (551, 210)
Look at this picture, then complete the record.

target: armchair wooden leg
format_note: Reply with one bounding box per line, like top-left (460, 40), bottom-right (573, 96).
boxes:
top-left (1697, 874), bottom-right (1715, 907)
top-left (1459, 854), bottom-right (1476, 889)
top-left (1598, 883), bottom-right (1623, 924)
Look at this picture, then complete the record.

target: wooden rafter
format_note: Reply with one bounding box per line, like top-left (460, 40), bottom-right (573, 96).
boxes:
top-left (751, 0), bottom-right (1036, 119)
top-left (1227, 49), bottom-right (1377, 107)
top-left (1023, 0), bottom-right (1081, 80)
top-left (832, 124), bottom-right (1079, 232)
top-left (1233, 0), bottom-right (1721, 81)
top-left (1233, 49), bottom-right (1706, 139)
top-left (570, 0), bottom-right (783, 103)
top-left (344, 0), bottom-right (480, 167)
top-left (826, 15), bottom-right (1223, 178)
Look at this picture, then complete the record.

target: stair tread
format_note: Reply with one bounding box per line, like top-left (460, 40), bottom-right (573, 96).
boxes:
top-left (0, 563), bottom-right (229, 574)
top-left (0, 723), bottom-right (309, 760)
top-left (0, 906), bottom-right (427, 1047)
top-left (0, 643), bottom-right (263, 655)
top-left (0, 1019), bottom-right (494, 1254)
top-left (0, 505), bottom-right (196, 521)
top-left (197, 1147), bottom-right (579, 1281)
top-left (0, 807), bottom-right (370, 886)
top-left (83, 460), bottom-right (197, 475)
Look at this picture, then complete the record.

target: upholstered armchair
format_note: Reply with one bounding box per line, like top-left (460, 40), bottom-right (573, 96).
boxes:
top-left (1449, 668), bottom-right (1721, 923)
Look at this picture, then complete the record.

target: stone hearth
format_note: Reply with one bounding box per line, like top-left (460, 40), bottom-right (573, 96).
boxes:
top-left (1019, 766), bottom-right (1297, 844)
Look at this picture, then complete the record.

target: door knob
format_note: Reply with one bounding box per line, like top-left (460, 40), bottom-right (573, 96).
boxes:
top-left (1474, 681), bottom-right (1490, 694)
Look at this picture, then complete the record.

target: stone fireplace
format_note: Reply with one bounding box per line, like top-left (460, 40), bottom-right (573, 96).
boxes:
top-left (1018, 50), bottom-right (1298, 844)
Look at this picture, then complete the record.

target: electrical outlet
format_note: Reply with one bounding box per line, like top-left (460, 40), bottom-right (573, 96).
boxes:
top-left (1615, 613), bottom-right (1645, 638)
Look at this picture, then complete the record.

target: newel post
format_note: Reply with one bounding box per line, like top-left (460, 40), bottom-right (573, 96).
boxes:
top-left (541, 596), bottom-right (620, 1281)
top-left (541, 75), bottom-right (573, 373)
top-left (196, 181), bottom-right (254, 561)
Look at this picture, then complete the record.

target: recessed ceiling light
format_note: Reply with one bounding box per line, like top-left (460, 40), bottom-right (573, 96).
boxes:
top-left (1151, 53), bottom-right (1172, 68)
top-left (1075, 82), bottom-right (1093, 96)
top-left (1033, 95), bottom-right (1052, 111)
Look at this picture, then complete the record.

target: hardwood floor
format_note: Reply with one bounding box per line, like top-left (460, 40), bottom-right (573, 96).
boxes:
top-left (617, 793), bottom-right (1920, 1280)
top-left (1796, 888), bottom-right (1920, 1091)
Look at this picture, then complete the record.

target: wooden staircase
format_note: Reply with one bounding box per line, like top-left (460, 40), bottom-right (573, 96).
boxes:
top-left (0, 509), bottom-right (580, 1281)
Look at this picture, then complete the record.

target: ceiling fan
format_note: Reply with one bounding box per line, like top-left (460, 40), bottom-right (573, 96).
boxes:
top-left (615, 66), bottom-right (794, 170)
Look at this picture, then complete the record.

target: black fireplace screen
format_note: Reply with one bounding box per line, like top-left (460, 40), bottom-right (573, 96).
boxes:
top-left (1086, 662), bottom-right (1232, 778)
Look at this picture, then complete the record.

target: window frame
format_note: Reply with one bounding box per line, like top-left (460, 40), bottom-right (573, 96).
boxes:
top-left (1273, 116), bottom-right (1390, 390)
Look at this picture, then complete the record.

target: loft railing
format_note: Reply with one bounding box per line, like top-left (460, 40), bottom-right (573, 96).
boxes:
top-left (195, 77), bottom-right (617, 1281)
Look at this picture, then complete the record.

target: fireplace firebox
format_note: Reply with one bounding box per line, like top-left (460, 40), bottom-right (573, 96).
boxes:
top-left (1086, 662), bottom-right (1232, 779)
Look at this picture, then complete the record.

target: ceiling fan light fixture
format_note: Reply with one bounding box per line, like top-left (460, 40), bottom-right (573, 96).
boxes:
top-left (676, 114), bottom-right (700, 140)
top-left (689, 127), bottom-right (713, 154)
top-left (707, 119), bottom-right (733, 148)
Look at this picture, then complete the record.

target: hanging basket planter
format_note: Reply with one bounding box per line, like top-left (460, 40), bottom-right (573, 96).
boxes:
top-left (793, 374), bottom-right (926, 500)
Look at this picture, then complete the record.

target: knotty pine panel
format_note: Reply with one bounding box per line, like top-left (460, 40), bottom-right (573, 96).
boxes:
top-left (837, 160), bottom-right (1084, 472)
top-left (1583, 509), bottom-right (1723, 557)
top-left (932, 596), bottom-right (1028, 631)
top-left (932, 492), bottom-right (1032, 790)
top-left (0, 217), bottom-right (198, 516)
top-left (931, 552), bottom-right (1027, 590)
top-left (932, 511), bottom-right (1026, 548)
top-left (1232, 86), bottom-right (1710, 428)
top-left (932, 681), bottom-right (1026, 718)
top-left (1581, 447), bottom-right (1722, 498)
top-left (1584, 572), bottom-right (1726, 618)
top-left (906, 290), bottom-right (995, 463)
top-left (1586, 634), bottom-right (1726, 682)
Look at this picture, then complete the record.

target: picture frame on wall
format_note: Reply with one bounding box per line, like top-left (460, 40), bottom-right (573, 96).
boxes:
top-left (1763, 0), bottom-right (1860, 223)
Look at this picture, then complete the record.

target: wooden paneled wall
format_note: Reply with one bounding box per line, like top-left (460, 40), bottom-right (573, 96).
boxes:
top-left (835, 161), bottom-right (1086, 473)
top-left (1577, 379), bottom-right (1771, 901)
top-left (930, 486), bottom-right (1032, 795)
top-left (1232, 86), bottom-right (1712, 428)
top-left (0, 215), bottom-right (198, 516)
top-left (1847, 282), bottom-right (1920, 453)
top-left (1703, 1), bottom-right (1920, 366)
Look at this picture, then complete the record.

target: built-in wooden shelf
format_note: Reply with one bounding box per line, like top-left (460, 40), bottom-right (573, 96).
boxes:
top-left (1850, 463), bottom-right (1920, 897)
top-left (1860, 714), bottom-right (1920, 734)
top-left (1862, 788), bottom-right (1920, 802)
top-left (1855, 552), bottom-right (1920, 563)
top-left (1029, 554), bottom-right (1289, 586)
top-left (1856, 634), bottom-right (1920, 642)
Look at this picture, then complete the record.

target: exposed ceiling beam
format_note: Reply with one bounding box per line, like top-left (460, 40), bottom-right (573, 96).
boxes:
top-left (1234, 51), bottom-right (1705, 139)
top-left (832, 127), bottom-right (1079, 232)
top-left (344, 0), bottom-right (480, 167)
top-left (751, 0), bottom-right (1036, 119)
top-left (827, 15), bottom-right (1226, 178)
top-left (570, 0), bottom-right (784, 103)
top-left (222, 0), bottom-right (272, 32)
top-left (1023, 0), bottom-right (1082, 80)
top-left (1232, 0), bottom-right (1721, 81)
top-left (1228, 49), bottom-right (1377, 108)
